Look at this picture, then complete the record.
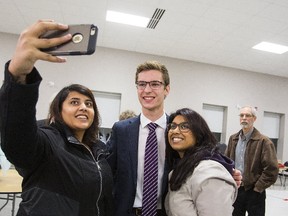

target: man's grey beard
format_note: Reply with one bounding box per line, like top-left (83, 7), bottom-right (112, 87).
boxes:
top-left (241, 122), bottom-right (248, 129)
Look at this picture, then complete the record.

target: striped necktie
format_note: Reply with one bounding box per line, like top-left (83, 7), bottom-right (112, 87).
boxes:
top-left (142, 122), bottom-right (158, 216)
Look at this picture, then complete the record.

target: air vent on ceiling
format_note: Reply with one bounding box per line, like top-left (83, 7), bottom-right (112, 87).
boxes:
top-left (147, 8), bottom-right (165, 29)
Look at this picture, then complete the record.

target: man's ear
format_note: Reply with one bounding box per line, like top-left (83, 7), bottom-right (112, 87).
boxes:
top-left (164, 84), bottom-right (170, 95)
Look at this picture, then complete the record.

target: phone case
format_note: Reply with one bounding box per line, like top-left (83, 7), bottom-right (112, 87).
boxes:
top-left (40, 24), bottom-right (98, 56)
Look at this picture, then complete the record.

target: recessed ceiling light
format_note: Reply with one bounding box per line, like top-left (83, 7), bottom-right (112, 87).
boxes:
top-left (252, 42), bottom-right (288, 54)
top-left (106, 10), bottom-right (149, 28)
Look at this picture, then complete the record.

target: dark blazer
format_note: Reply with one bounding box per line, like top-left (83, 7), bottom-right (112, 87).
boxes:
top-left (107, 115), bottom-right (169, 216)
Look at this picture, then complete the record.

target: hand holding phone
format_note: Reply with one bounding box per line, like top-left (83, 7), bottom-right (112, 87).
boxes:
top-left (40, 24), bottom-right (98, 56)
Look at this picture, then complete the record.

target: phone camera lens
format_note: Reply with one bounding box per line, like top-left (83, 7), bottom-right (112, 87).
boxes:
top-left (72, 33), bottom-right (83, 43)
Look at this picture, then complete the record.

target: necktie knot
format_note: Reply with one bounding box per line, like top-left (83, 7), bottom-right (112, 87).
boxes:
top-left (147, 122), bottom-right (158, 132)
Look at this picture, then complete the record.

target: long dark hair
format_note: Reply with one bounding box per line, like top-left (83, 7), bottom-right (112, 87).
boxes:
top-left (48, 84), bottom-right (100, 146)
top-left (166, 108), bottom-right (218, 191)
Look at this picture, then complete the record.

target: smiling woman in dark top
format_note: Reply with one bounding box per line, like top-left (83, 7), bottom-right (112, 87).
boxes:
top-left (0, 20), bottom-right (113, 216)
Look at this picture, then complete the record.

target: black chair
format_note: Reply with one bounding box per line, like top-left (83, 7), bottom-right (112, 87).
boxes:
top-left (278, 161), bottom-right (288, 187)
top-left (278, 171), bottom-right (288, 187)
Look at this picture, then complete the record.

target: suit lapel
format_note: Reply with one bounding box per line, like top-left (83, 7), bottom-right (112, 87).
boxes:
top-left (127, 116), bottom-right (140, 184)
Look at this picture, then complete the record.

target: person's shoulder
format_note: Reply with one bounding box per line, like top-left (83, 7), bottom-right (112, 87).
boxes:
top-left (196, 159), bottom-right (225, 171)
top-left (38, 123), bottom-right (59, 134)
top-left (192, 160), bottom-right (234, 182)
top-left (114, 116), bottom-right (139, 127)
top-left (188, 160), bottom-right (236, 198)
top-left (228, 130), bottom-right (241, 140)
top-left (252, 128), bottom-right (272, 142)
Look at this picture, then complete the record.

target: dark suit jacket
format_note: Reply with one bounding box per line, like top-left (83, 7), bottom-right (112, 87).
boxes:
top-left (107, 115), bottom-right (169, 216)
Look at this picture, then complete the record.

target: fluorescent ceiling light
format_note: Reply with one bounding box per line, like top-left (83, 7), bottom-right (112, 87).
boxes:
top-left (106, 10), bottom-right (149, 27)
top-left (252, 42), bottom-right (288, 54)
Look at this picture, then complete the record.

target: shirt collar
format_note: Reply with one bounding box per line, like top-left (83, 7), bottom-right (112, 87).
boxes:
top-left (240, 127), bottom-right (254, 141)
top-left (140, 112), bottom-right (167, 129)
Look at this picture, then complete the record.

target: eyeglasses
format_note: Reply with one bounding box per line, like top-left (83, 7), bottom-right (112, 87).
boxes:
top-left (167, 122), bottom-right (190, 133)
top-left (239, 113), bottom-right (253, 118)
top-left (136, 81), bottom-right (164, 90)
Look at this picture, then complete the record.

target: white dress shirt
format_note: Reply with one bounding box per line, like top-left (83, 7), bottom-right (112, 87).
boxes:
top-left (133, 112), bottom-right (167, 209)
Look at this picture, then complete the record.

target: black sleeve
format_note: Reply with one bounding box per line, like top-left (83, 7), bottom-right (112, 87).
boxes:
top-left (0, 61), bottom-right (47, 169)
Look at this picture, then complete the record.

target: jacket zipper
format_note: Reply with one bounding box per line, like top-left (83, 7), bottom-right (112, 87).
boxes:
top-left (81, 143), bottom-right (103, 216)
top-left (95, 154), bottom-right (103, 216)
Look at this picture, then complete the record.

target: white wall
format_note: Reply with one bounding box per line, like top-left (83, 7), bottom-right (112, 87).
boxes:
top-left (1, 31), bottom-right (287, 162)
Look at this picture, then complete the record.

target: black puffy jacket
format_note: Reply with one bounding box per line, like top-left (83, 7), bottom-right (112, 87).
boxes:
top-left (0, 63), bottom-right (114, 216)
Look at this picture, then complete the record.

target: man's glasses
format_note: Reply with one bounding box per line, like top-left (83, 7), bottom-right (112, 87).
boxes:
top-left (167, 122), bottom-right (190, 133)
top-left (136, 81), bottom-right (164, 90)
top-left (239, 113), bottom-right (253, 118)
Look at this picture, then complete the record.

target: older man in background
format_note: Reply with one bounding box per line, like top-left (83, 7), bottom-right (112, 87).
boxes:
top-left (226, 105), bottom-right (278, 216)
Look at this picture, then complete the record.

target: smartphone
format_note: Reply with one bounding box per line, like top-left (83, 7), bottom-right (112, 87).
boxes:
top-left (40, 24), bottom-right (98, 55)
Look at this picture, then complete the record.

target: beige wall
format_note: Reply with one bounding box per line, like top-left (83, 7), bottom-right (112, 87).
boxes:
top-left (1, 31), bottom-right (287, 162)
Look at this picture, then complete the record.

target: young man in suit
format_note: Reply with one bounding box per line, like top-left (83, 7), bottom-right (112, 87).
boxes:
top-left (107, 61), bottom-right (242, 216)
top-left (107, 61), bottom-right (170, 216)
